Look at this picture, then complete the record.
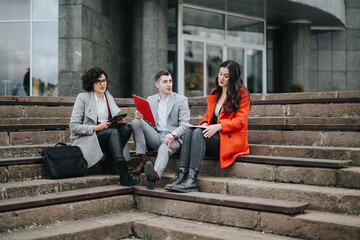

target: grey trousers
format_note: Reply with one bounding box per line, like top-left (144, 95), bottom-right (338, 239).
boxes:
top-left (131, 118), bottom-right (181, 178)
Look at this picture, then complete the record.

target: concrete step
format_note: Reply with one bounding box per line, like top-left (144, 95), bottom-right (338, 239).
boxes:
top-left (0, 130), bottom-right (70, 146)
top-left (135, 195), bottom-right (360, 240)
top-left (248, 103), bottom-right (360, 118)
top-left (0, 105), bottom-right (136, 119)
top-left (133, 215), bottom-right (302, 240)
top-left (2, 128), bottom-right (359, 148)
top-left (2, 143), bottom-right (358, 164)
top-left (0, 211), bottom-right (153, 240)
top-left (0, 175), bottom-right (120, 200)
top-left (4, 116), bottom-right (358, 126)
top-left (190, 102), bottom-right (360, 118)
top-left (156, 174), bottom-right (360, 215)
top-left (249, 130), bottom-right (360, 148)
top-left (165, 159), bottom-right (359, 189)
top-left (249, 116), bottom-right (360, 125)
top-left (0, 193), bottom-right (134, 232)
top-left (0, 117), bottom-right (71, 125)
top-left (0, 211), bottom-right (302, 240)
top-left (250, 144), bottom-right (360, 165)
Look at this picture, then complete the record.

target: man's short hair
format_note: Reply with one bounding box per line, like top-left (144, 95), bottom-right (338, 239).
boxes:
top-left (155, 70), bottom-right (171, 82)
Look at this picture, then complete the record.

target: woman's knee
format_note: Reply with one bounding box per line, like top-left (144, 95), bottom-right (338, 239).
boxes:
top-left (193, 127), bottom-right (204, 138)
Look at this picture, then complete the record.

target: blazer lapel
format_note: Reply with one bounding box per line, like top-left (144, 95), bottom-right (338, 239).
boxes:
top-left (85, 92), bottom-right (97, 124)
top-left (166, 92), bottom-right (175, 120)
top-left (105, 91), bottom-right (119, 117)
top-left (149, 94), bottom-right (159, 123)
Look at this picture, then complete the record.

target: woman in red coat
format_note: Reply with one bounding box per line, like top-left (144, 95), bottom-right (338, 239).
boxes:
top-left (166, 60), bottom-right (251, 192)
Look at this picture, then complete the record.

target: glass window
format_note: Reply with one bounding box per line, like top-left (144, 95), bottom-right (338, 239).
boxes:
top-left (184, 40), bottom-right (204, 97)
top-left (183, 0), bottom-right (226, 11)
top-left (0, 0), bottom-right (30, 21)
top-left (226, 0), bottom-right (264, 18)
top-left (227, 15), bottom-right (264, 45)
top-left (33, 0), bottom-right (58, 20)
top-left (206, 45), bottom-right (222, 94)
top-left (0, 0), bottom-right (58, 96)
top-left (183, 7), bottom-right (225, 40)
top-left (246, 49), bottom-right (262, 93)
top-left (32, 22), bottom-right (58, 96)
top-left (0, 22), bottom-right (30, 96)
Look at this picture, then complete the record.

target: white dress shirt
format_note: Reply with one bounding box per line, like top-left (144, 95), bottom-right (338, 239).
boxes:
top-left (156, 96), bottom-right (169, 132)
top-left (95, 93), bottom-right (109, 123)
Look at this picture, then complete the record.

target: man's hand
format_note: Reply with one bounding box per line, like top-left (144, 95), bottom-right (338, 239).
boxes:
top-left (164, 133), bottom-right (174, 147)
top-left (135, 110), bottom-right (144, 119)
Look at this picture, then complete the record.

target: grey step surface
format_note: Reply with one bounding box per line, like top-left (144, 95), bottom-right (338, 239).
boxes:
top-left (0, 175), bottom-right (120, 200)
top-left (0, 211), bottom-right (301, 240)
top-left (0, 194), bottom-right (134, 232)
top-left (135, 196), bottom-right (360, 240)
top-left (2, 143), bottom-right (359, 164)
top-left (157, 174), bottom-right (360, 215)
top-left (2, 116), bottom-right (360, 125)
top-left (0, 211), bottom-right (152, 240)
top-left (134, 186), bottom-right (309, 215)
top-left (165, 159), bottom-right (359, 189)
top-left (249, 130), bottom-right (360, 148)
top-left (2, 123), bottom-right (359, 132)
top-left (0, 185), bottom-right (133, 212)
top-left (2, 128), bottom-right (359, 147)
top-left (2, 155), bottom-right (356, 188)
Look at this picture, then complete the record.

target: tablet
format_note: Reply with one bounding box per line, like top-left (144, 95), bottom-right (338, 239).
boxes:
top-left (109, 113), bottom-right (127, 123)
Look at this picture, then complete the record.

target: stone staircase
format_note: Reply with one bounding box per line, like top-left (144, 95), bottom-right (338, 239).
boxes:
top-left (0, 91), bottom-right (359, 239)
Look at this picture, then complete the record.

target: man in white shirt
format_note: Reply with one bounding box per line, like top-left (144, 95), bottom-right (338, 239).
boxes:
top-left (131, 70), bottom-right (190, 189)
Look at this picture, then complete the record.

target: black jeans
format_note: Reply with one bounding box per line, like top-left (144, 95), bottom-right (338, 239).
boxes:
top-left (96, 123), bottom-right (132, 164)
top-left (179, 127), bottom-right (220, 171)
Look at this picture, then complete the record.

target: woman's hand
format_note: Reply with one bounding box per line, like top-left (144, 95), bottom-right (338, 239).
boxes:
top-left (94, 121), bottom-right (111, 132)
top-left (116, 118), bottom-right (126, 124)
top-left (135, 110), bottom-right (144, 119)
top-left (164, 133), bottom-right (174, 147)
top-left (203, 124), bottom-right (222, 138)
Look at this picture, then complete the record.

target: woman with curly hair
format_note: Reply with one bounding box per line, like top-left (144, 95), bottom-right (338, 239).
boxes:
top-left (166, 60), bottom-right (251, 192)
top-left (70, 67), bottom-right (137, 186)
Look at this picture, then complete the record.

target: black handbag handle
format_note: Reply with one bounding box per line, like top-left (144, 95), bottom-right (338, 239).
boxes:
top-left (55, 142), bottom-right (67, 147)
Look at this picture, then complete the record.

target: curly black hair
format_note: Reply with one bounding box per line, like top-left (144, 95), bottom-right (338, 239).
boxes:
top-left (81, 67), bottom-right (109, 92)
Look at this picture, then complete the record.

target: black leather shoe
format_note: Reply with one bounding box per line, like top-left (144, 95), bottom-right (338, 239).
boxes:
top-left (144, 161), bottom-right (156, 190)
top-left (171, 169), bottom-right (199, 193)
top-left (165, 167), bottom-right (188, 190)
top-left (131, 161), bottom-right (145, 175)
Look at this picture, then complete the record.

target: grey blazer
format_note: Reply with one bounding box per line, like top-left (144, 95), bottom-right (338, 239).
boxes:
top-left (147, 91), bottom-right (190, 140)
top-left (69, 91), bottom-right (130, 168)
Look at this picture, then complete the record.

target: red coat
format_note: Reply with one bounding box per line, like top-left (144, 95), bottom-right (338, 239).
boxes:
top-left (199, 88), bottom-right (250, 168)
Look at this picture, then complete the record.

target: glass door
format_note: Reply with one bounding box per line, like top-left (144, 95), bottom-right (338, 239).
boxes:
top-left (206, 44), bottom-right (222, 95)
top-left (184, 40), bottom-right (203, 97)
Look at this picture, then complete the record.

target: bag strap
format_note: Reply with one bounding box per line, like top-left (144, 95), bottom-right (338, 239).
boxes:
top-left (55, 142), bottom-right (67, 147)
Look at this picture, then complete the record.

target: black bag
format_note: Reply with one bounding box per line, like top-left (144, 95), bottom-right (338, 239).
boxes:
top-left (41, 142), bottom-right (88, 179)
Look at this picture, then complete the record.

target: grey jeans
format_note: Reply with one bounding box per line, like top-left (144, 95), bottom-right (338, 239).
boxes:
top-left (131, 118), bottom-right (181, 178)
top-left (179, 127), bottom-right (220, 171)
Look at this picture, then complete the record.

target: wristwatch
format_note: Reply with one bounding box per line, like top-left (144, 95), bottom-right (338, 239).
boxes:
top-left (170, 132), bottom-right (176, 138)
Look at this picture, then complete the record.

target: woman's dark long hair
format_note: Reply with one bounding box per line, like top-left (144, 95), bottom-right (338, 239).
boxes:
top-left (212, 60), bottom-right (248, 114)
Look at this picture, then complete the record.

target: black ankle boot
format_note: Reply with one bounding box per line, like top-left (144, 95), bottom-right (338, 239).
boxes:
top-left (144, 161), bottom-right (157, 190)
top-left (116, 161), bottom-right (138, 186)
top-left (165, 167), bottom-right (188, 191)
top-left (171, 168), bottom-right (199, 193)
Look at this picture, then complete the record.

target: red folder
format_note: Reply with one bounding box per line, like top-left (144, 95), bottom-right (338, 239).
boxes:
top-left (132, 94), bottom-right (156, 124)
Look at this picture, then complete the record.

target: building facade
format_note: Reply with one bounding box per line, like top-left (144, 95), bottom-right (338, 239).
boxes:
top-left (0, 0), bottom-right (359, 98)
